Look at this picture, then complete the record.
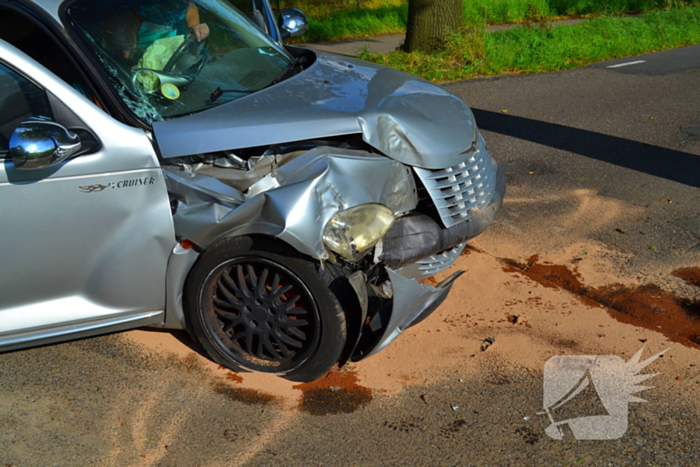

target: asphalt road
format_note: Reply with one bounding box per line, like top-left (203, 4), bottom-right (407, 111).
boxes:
top-left (446, 45), bottom-right (700, 279)
top-left (1, 47), bottom-right (699, 467)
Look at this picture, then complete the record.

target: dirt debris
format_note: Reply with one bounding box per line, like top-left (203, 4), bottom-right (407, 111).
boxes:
top-left (211, 381), bottom-right (279, 406)
top-left (219, 367), bottom-right (244, 383)
top-left (293, 369), bottom-right (373, 416)
top-left (480, 337), bottom-right (496, 352)
top-left (503, 256), bottom-right (700, 349)
top-left (672, 267), bottom-right (700, 288)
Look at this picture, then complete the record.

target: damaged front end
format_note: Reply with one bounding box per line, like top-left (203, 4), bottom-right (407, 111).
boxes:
top-left (163, 128), bottom-right (504, 362)
top-left (155, 49), bottom-right (505, 365)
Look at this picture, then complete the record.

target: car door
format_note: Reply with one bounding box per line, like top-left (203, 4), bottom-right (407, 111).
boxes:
top-left (0, 40), bottom-right (176, 350)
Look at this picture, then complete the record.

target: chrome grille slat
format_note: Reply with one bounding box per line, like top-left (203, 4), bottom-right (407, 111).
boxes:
top-left (394, 244), bottom-right (467, 280)
top-left (422, 158), bottom-right (477, 179)
top-left (430, 178), bottom-right (484, 200)
top-left (415, 243), bottom-right (466, 276)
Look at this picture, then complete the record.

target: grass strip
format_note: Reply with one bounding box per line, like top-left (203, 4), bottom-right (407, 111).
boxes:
top-left (302, 5), bottom-right (408, 43)
top-left (361, 7), bottom-right (700, 81)
top-left (288, 0), bottom-right (698, 43)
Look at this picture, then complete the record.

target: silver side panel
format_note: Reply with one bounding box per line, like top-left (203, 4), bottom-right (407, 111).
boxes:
top-left (166, 147), bottom-right (418, 259)
top-left (0, 41), bottom-right (176, 348)
top-left (0, 310), bottom-right (164, 351)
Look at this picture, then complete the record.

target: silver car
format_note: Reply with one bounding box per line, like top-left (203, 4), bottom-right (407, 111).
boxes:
top-left (0, 0), bottom-right (505, 381)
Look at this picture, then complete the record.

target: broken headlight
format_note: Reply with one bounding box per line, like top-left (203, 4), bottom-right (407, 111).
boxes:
top-left (323, 204), bottom-right (395, 260)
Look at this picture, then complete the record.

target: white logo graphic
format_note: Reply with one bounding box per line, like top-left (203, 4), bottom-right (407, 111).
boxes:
top-left (542, 347), bottom-right (666, 440)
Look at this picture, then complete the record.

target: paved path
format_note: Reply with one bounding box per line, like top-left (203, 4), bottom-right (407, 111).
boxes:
top-left (299, 18), bottom-right (585, 56)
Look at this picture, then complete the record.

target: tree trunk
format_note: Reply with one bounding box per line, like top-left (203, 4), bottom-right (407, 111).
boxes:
top-left (402, 0), bottom-right (463, 53)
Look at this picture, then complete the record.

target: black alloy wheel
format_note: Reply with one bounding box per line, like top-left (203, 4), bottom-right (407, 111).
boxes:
top-left (185, 236), bottom-right (347, 382)
top-left (207, 257), bottom-right (319, 371)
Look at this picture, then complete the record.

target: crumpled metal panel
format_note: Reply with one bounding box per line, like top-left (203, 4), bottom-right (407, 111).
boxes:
top-left (165, 147), bottom-right (418, 259)
top-left (364, 268), bottom-right (464, 357)
top-left (152, 53), bottom-right (476, 169)
top-left (163, 243), bottom-right (200, 330)
top-left (414, 133), bottom-right (496, 228)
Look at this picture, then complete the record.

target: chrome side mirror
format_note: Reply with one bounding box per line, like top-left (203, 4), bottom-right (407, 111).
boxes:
top-left (279, 8), bottom-right (308, 40)
top-left (10, 121), bottom-right (81, 170)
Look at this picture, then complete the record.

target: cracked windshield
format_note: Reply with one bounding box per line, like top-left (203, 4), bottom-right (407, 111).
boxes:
top-left (67, 0), bottom-right (292, 122)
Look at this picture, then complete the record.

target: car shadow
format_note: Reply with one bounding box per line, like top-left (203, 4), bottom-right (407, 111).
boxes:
top-left (472, 109), bottom-right (700, 188)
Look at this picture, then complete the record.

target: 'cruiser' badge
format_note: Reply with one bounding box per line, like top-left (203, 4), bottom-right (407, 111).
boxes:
top-left (79, 177), bottom-right (156, 193)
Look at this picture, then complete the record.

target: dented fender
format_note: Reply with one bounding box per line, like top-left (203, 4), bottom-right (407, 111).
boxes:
top-left (165, 147), bottom-right (418, 259)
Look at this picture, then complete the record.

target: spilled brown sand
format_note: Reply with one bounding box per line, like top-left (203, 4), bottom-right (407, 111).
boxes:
top-left (123, 247), bottom-right (699, 415)
top-left (502, 256), bottom-right (700, 349)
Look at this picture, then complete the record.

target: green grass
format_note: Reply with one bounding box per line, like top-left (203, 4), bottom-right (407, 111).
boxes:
top-left (301, 5), bottom-right (408, 42)
top-left (360, 7), bottom-right (700, 81)
top-left (282, 0), bottom-right (699, 42)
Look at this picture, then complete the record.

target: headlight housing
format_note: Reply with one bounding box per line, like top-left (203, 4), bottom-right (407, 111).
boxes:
top-left (322, 204), bottom-right (395, 260)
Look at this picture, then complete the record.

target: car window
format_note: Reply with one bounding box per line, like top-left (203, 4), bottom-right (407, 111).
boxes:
top-left (228, 0), bottom-right (253, 17)
top-left (0, 8), bottom-right (97, 105)
top-left (0, 63), bottom-right (53, 155)
top-left (67, 0), bottom-right (292, 124)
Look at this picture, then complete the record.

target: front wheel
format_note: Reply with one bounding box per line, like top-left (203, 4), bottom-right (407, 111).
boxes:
top-left (184, 236), bottom-right (347, 382)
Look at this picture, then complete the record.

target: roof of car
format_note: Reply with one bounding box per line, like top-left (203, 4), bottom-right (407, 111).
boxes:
top-left (13, 0), bottom-right (64, 23)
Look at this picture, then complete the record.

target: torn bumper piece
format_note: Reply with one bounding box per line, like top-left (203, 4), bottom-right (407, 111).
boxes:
top-left (360, 268), bottom-right (465, 359)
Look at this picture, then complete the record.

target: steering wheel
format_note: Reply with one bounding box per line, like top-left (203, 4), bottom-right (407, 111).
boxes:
top-left (163, 34), bottom-right (209, 76)
top-left (132, 35), bottom-right (209, 92)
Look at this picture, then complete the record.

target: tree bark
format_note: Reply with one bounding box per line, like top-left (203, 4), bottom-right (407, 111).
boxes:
top-left (402, 0), bottom-right (463, 53)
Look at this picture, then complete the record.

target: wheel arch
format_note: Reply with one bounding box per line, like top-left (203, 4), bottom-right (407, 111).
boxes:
top-left (165, 232), bottom-right (366, 371)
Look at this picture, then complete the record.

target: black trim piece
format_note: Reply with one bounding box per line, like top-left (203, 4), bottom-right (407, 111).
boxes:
top-left (2, 2), bottom-right (108, 113)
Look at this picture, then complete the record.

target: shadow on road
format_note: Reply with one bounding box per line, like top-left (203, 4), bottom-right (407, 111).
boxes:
top-left (472, 109), bottom-right (700, 188)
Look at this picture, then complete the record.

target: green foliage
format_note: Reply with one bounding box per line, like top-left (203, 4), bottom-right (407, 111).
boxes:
top-left (463, 0), bottom-right (550, 26)
top-left (283, 0), bottom-right (700, 42)
top-left (547, 0), bottom-right (659, 16)
top-left (361, 7), bottom-right (700, 81)
top-left (302, 6), bottom-right (408, 42)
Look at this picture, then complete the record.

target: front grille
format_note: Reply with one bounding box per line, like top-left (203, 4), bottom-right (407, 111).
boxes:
top-left (413, 140), bottom-right (495, 228)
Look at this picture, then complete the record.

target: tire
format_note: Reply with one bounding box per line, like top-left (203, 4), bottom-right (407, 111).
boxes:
top-left (184, 236), bottom-right (347, 382)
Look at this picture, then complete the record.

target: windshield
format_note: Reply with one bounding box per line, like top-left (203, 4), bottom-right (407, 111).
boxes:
top-left (67, 0), bottom-right (292, 123)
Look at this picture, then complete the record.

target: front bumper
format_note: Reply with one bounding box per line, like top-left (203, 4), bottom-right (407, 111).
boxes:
top-left (351, 165), bottom-right (505, 359)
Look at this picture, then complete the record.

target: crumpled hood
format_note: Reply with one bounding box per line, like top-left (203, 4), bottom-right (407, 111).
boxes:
top-left (153, 52), bottom-right (477, 169)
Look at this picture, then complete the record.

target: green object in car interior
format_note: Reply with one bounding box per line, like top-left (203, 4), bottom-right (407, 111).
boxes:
top-left (136, 35), bottom-right (185, 92)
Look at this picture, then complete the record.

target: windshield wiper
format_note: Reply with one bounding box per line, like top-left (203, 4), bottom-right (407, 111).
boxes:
top-left (271, 57), bottom-right (302, 86)
top-left (210, 57), bottom-right (306, 102)
top-left (210, 87), bottom-right (256, 102)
